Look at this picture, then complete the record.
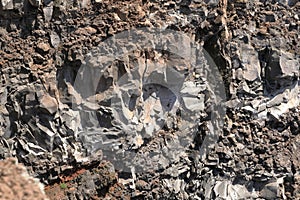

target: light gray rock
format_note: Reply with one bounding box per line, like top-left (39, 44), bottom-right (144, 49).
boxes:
top-left (242, 105), bottom-right (256, 114)
top-left (234, 68), bottom-right (244, 81)
top-left (81, 0), bottom-right (90, 8)
top-left (214, 181), bottom-right (228, 198)
top-left (260, 181), bottom-right (280, 199)
top-left (214, 181), bottom-right (256, 200)
top-left (181, 81), bottom-right (205, 112)
top-left (50, 32), bottom-right (60, 48)
top-left (265, 49), bottom-right (299, 89)
top-left (60, 109), bottom-right (81, 135)
top-left (240, 44), bottom-right (261, 82)
top-left (267, 83), bottom-right (299, 119)
top-left (267, 93), bottom-right (286, 108)
top-left (1, 0), bottom-right (13, 10)
top-left (43, 5), bottom-right (53, 22)
top-left (38, 93), bottom-right (58, 114)
top-left (226, 98), bottom-right (242, 109)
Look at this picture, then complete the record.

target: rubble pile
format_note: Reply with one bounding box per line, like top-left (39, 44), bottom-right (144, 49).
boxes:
top-left (0, 0), bottom-right (299, 199)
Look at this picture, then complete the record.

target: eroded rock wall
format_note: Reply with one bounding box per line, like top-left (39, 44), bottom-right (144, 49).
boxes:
top-left (0, 157), bottom-right (48, 200)
top-left (0, 0), bottom-right (299, 199)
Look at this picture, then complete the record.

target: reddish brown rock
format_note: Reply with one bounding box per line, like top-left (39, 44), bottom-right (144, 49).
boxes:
top-left (39, 94), bottom-right (58, 114)
top-left (0, 158), bottom-right (48, 200)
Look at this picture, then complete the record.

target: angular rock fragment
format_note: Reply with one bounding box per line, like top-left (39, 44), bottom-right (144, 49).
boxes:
top-left (263, 48), bottom-right (299, 93)
top-left (269, 50), bottom-right (298, 78)
top-left (43, 4), bottom-right (53, 22)
top-left (240, 44), bottom-right (261, 82)
top-left (213, 181), bottom-right (255, 199)
top-left (81, 0), bottom-right (90, 8)
top-left (1, 0), bottom-right (13, 10)
top-left (260, 179), bottom-right (285, 200)
top-left (50, 32), bottom-right (60, 48)
top-left (38, 93), bottom-right (58, 114)
top-left (37, 42), bottom-right (51, 54)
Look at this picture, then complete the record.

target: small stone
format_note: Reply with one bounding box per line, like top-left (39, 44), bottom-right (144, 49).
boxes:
top-left (267, 93), bottom-right (285, 108)
top-left (266, 49), bottom-right (299, 80)
top-left (226, 98), bottom-right (242, 108)
top-left (50, 32), bottom-right (60, 48)
top-left (260, 181), bottom-right (279, 199)
top-left (136, 180), bottom-right (149, 190)
top-left (81, 0), bottom-right (90, 8)
top-left (43, 5), bottom-right (53, 22)
top-left (214, 181), bottom-right (228, 198)
top-left (259, 26), bottom-right (268, 35)
top-left (39, 94), bottom-right (58, 114)
top-left (32, 53), bottom-right (46, 64)
top-left (36, 42), bottom-right (50, 53)
top-left (85, 26), bottom-right (97, 34)
top-left (174, 179), bottom-right (182, 194)
top-left (1, 0), bottom-right (13, 10)
top-left (28, 0), bottom-right (41, 7)
top-left (264, 11), bottom-right (276, 22)
top-left (235, 68), bottom-right (244, 80)
top-left (240, 44), bottom-right (261, 81)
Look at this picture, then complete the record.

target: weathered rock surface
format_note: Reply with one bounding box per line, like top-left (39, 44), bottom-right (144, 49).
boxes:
top-left (0, 0), bottom-right (299, 199)
top-left (0, 158), bottom-right (48, 200)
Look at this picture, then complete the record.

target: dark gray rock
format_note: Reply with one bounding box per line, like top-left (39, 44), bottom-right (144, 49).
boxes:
top-left (0, 0), bottom-right (299, 199)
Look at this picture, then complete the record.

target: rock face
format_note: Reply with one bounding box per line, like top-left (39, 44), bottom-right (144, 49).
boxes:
top-left (0, 158), bottom-right (48, 200)
top-left (0, 0), bottom-right (299, 199)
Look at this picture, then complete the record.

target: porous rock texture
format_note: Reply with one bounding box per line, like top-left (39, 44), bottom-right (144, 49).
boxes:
top-left (0, 0), bottom-right (299, 199)
top-left (0, 157), bottom-right (48, 200)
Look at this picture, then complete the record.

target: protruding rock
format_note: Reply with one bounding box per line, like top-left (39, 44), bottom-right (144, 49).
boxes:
top-left (1, 0), bottom-right (13, 10)
top-left (50, 32), bottom-right (60, 48)
top-left (37, 42), bottom-right (51, 54)
top-left (39, 94), bottom-right (58, 114)
top-left (43, 4), bottom-right (53, 22)
top-left (264, 48), bottom-right (299, 92)
top-left (240, 44), bottom-right (261, 82)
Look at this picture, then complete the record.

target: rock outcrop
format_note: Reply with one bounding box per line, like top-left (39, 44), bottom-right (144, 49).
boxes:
top-left (0, 0), bottom-right (299, 199)
top-left (0, 158), bottom-right (48, 200)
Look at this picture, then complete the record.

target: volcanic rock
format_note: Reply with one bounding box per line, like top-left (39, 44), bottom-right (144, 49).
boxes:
top-left (0, 0), bottom-right (299, 199)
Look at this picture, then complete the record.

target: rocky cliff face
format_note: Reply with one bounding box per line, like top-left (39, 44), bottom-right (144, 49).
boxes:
top-left (0, 0), bottom-right (299, 199)
top-left (0, 157), bottom-right (48, 200)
